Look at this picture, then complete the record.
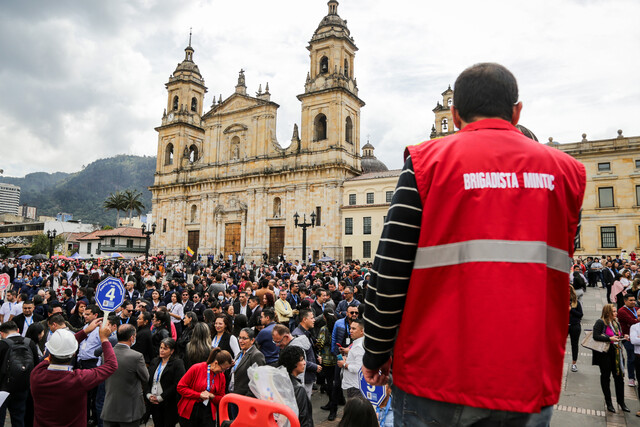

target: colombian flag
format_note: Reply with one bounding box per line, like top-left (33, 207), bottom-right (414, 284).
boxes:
top-left (186, 247), bottom-right (194, 257)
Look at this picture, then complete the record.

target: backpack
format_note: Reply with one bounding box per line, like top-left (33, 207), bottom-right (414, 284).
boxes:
top-left (1, 337), bottom-right (35, 392)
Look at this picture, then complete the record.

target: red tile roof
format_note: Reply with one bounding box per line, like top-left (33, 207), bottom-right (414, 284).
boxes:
top-left (77, 227), bottom-right (145, 240)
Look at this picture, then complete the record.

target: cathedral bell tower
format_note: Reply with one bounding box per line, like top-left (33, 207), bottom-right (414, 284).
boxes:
top-left (155, 33), bottom-right (207, 175)
top-left (297, 1), bottom-right (365, 172)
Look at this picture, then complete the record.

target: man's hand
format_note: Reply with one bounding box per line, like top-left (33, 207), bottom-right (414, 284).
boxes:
top-left (362, 357), bottom-right (392, 386)
top-left (337, 359), bottom-right (345, 368)
top-left (86, 318), bottom-right (102, 334)
top-left (316, 365), bottom-right (322, 373)
top-left (99, 323), bottom-right (112, 342)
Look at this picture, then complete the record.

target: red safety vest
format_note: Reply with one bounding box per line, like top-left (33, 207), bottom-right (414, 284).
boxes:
top-left (396, 119), bottom-right (585, 413)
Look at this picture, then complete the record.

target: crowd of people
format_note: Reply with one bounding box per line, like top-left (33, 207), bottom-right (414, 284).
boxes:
top-left (0, 255), bottom-right (384, 426)
top-left (569, 255), bottom-right (640, 417)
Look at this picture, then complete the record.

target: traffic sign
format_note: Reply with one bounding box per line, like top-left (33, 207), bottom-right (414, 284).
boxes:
top-left (95, 277), bottom-right (125, 312)
top-left (0, 274), bottom-right (9, 292)
top-left (358, 368), bottom-right (386, 406)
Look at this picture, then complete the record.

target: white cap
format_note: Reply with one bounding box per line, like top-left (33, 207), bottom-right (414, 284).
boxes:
top-left (45, 329), bottom-right (78, 358)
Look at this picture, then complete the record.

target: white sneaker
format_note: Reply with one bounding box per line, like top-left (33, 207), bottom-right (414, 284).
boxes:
top-left (571, 364), bottom-right (578, 372)
top-left (629, 379), bottom-right (636, 387)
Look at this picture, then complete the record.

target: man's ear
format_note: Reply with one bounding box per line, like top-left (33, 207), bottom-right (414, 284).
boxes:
top-left (511, 102), bottom-right (523, 126)
top-left (451, 106), bottom-right (462, 130)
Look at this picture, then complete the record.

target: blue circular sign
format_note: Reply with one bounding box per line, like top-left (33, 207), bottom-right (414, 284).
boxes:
top-left (358, 368), bottom-right (386, 406)
top-left (95, 277), bottom-right (125, 312)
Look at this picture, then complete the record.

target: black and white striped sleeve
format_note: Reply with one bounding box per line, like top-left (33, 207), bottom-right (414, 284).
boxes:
top-left (363, 155), bottom-right (422, 370)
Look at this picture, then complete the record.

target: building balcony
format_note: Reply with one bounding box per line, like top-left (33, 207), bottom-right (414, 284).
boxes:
top-left (96, 245), bottom-right (147, 254)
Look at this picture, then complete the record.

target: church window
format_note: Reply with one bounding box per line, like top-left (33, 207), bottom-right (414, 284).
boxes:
top-left (231, 136), bottom-right (240, 159)
top-left (320, 56), bottom-right (329, 74)
top-left (447, 98), bottom-right (453, 107)
top-left (315, 206), bottom-right (322, 226)
top-left (172, 95), bottom-right (179, 111)
top-left (188, 145), bottom-right (198, 163)
top-left (442, 118), bottom-right (449, 132)
top-left (314, 114), bottom-right (327, 141)
top-left (191, 97), bottom-right (197, 112)
top-left (165, 143), bottom-right (174, 165)
top-left (273, 197), bottom-right (282, 218)
top-left (162, 218), bottom-right (167, 233)
top-left (190, 205), bottom-right (198, 223)
top-left (344, 59), bottom-right (349, 77)
top-left (345, 117), bottom-right (353, 144)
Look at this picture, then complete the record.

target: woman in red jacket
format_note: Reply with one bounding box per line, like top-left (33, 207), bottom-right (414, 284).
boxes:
top-left (177, 347), bottom-right (234, 426)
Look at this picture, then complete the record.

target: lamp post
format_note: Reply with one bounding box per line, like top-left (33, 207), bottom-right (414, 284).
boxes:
top-left (294, 211), bottom-right (316, 264)
top-left (46, 229), bottom-right (57, 258)
top-left (141, 223), bottom-right (157, 263)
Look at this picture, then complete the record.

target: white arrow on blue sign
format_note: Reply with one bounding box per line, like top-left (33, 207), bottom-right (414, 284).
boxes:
top-left (95, 277), bottom-right (125, 312)
top-left (358, 368), bottom-right (386, 406)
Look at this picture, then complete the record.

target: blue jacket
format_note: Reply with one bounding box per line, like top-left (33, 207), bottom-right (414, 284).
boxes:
top-left (336, 298), bottom-right (360, 319)
top-left (256, 322), bottom-right (280, 364)
top-left (331, 317), bottom-right (351, 355)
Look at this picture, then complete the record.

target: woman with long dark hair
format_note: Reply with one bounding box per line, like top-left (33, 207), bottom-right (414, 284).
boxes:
top-left (151, 311), bottom-right (171, 357)
top-left (592, 304), bottom-right (630, 413)
top-left (68, 300), bottom-right (87, 329)
top-left (211, 314), bottom-right (239, 357)
top-left (147, 338), bottom-right (186, 427)
top-left (185, 323), bottom-right (212, 370)
top-left (177, 312), bottom-right (198, 359)
top-left (568, 286), bottom-right (583, 372)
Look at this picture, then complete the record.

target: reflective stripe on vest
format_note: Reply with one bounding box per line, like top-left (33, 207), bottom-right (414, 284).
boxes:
top-left (413, 239), bottom-right (571, 273)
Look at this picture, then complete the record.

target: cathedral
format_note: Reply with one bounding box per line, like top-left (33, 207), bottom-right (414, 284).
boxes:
top-left (150, 1), bottom-right (388, 262)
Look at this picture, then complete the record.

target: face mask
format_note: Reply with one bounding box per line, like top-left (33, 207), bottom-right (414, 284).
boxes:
top-left (218, 296), bottom-right (224, 301)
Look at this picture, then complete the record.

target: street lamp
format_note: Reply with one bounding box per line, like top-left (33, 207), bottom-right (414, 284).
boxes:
top-left (141, 223), bottom-right (157, 262)
top-left (294, 211), bottom-right (316, 264)
top-left (46, 229), bottom-right (57, 258)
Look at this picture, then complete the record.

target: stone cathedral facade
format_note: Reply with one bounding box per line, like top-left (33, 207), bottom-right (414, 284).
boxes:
top-left (150, 1), bottom-right (375, 262)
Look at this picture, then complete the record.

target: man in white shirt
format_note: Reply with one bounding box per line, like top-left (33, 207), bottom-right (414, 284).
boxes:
top-left (0, 291), bottom-right (17, 322)
top-left (338, 318), bottom-right (365, 399)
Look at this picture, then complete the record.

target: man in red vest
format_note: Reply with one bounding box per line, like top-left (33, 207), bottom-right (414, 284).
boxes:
top-left (362, 63), bottom-right (586, 426)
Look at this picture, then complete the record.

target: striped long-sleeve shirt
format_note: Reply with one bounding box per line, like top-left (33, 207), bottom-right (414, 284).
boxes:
top-left (363, 155), bottom-right (423, 370)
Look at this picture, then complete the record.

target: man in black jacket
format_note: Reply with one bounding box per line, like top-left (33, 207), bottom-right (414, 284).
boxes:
top-left (602, 260), bottom-right (616, 303)
top-left (0, 321), bottom-right (40, 427)
top-left (13, 301), bottom-right (44, 337)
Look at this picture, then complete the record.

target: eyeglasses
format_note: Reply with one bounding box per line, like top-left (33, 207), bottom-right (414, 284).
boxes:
top-left (238, 336), bottom-right (251, 341)
top-left (272, 336), bottom-right (284, 345)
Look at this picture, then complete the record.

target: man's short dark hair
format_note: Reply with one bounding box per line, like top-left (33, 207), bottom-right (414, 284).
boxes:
top-left (47, 314), bottom-right (66, 326)
top-left (86, 304), bottom-right (100, 315)
top-left (299, 308), bottom-right (313, 321)
top-left (64, 289), bottom-right (73, 297)
top-left (453, 63), bottom-right (518, 123)
top-left (624, 293), bottom-right (636, 301)
top-left (0, 321), bottom-right (18, 334)
top-left (262, 307), bottom-right (275, 321)
top-left (117, 324), bottom-right (136, 342)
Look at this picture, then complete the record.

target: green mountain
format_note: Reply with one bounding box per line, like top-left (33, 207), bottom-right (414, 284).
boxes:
top-left (0, 155), bottom-right (157, 227)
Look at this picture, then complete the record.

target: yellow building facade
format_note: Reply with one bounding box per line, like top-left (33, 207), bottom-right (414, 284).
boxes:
top-left (552, 132), bottom-right (640, 257)
top-left (150, 1), bottom-right (365, 262)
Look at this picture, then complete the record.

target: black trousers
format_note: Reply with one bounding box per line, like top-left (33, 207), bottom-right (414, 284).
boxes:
top-left (329, 365), bottom-right (345, 412)
top-left (635, 355), bottom-right (640, 404)
top-left (598, 350), bottom-right (625, 405)
top-left (179, 402), bottom-right (215, 427)
top-left (568, 323), bottom-right (581, 362)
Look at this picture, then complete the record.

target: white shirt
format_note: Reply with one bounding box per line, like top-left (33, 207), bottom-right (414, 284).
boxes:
top-left (342, 336), bottom-right (365, 390)
top-left (0, 301), bottom-right (15, 322)
top-left (22, 315), bottom-right (34, 337)
top-left (10, 302), bottom-right (24, 317)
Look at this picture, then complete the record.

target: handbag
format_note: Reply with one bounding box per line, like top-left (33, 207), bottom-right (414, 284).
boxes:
top-left (581, 330), bottom-right (610, 353)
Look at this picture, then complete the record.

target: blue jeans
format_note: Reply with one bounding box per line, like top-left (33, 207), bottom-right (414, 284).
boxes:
top-left (0, 389), bottom-right (28, 427)
top-left (392, 386), bottom-right (553, 427)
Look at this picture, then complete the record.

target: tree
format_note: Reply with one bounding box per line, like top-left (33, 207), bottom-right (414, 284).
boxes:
top-left (30, 233), bottom-right (65, 256)
top-left (103, 191), bottom-right (127, 226)
top-left (123, 189), bottom-right (145, 224)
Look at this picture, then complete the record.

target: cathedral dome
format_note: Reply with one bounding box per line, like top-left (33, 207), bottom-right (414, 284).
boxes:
top-left (361, 142), bottom-right (388, 173)
top-left (310, 1), bottom-right (355, 46)
top-left (174, 46), bottom-right (202, 77)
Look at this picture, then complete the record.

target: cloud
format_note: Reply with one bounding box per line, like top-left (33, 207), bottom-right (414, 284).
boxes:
top-left (0, 0), bottom-right (638, 176)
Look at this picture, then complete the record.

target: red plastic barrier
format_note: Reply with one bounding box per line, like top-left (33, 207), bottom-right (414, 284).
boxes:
top-left (218, 393), bottom-right (301, 427)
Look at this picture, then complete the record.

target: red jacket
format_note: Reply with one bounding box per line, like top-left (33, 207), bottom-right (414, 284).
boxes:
top-left (399, 119), bottom-right (585, 413)
top-left (177, 362), bottom-right (226, 420)
top-left (618, 306), bottom-right (639, 335)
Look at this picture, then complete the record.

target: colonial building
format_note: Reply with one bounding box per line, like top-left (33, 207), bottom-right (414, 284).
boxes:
top-left (77, 227), bottom-right (148, 259)
top-left (151, 1), bottom-right (364, 262)
top-left (341, 143), bottom-right (400, 261)
top-left (552, 131), bottom-right (640, 256)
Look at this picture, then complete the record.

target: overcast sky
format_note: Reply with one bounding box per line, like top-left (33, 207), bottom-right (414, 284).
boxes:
top-left (1, 0), bottom-right (638, 177)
